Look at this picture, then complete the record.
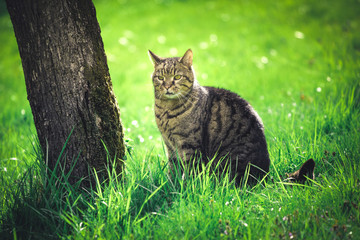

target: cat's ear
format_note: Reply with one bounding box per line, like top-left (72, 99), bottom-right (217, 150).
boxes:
top-left (148, 50), bottom-right (163, 66)
top-left (285, 159), bottom-right (315, 183)
top-left (179, 49), bottom-right (193, 67)
top-left (297, 158), bottom-right (315, 181)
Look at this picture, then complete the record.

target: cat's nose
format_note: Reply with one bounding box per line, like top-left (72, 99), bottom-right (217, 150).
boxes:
top-left (163, 82), bottom-right (172, 90)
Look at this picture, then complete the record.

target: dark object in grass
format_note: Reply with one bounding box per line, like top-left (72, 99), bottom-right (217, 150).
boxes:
top-left (285, 159), bottom-right (315, 183)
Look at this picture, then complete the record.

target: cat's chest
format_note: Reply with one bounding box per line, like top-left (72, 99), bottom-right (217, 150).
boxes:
top-left (155, 104), bottom-right (194, 131)
top-left (154, 100), bottom-right (204, 143)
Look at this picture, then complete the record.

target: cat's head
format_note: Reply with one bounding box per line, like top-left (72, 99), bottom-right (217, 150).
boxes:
top-left (148, 49), bottom-right (195, 100)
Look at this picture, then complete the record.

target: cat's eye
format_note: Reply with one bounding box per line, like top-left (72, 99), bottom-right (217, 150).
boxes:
top-left (174, 75), bottom-right (182, 80)
top-left (157, 76), bottom-right (164, 80)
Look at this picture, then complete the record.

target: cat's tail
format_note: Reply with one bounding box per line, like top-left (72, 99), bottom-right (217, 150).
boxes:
top-left (284, 158), bottom-right (315, 183)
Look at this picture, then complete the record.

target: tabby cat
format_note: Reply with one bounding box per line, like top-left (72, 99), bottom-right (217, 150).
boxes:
top-left (148, 49), bottom-right (270, 184)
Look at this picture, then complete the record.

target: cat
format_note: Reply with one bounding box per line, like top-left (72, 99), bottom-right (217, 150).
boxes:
top-left (148, 49), bottom-right (270, 184)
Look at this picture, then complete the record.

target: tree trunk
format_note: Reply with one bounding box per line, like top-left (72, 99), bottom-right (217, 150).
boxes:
top-left (6, 0), bottom-right (125, 185)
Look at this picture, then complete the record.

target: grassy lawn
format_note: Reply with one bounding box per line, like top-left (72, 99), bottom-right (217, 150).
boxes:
top-left (1, 0), bottom-right (359, 239)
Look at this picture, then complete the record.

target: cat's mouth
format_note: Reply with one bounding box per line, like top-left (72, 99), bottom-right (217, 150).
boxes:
top-left (164, 91), bottom-right (178, 99)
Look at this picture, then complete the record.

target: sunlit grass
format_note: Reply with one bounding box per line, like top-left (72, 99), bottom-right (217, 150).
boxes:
top-left (0, 0), bottom-right (359, 238)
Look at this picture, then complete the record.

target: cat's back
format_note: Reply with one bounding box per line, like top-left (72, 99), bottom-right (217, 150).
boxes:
top-left (204, 86), bottom-right (261, 127)
top-left (203, 86), bottom-right (267, 161)
top-left (205, 86), bottom-right (250, 112)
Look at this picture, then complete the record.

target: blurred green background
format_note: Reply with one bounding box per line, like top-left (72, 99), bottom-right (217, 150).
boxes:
top-left (1, 0), bottom-right (360, 238)
top-left (0, 0), bottom-right (359, 174)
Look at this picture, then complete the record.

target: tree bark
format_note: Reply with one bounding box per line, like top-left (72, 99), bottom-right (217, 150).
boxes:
top-left (6, 0), bottom-right (125, 185)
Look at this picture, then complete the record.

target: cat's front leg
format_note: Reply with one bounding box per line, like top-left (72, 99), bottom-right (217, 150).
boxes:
top-left (177, 145), bottom-right (202, 175)
top-left (168, 155), bottom-right (181, 178)
top-left (167, 146), bottom-right (196, 179)
top-left (164, 143), bottom-right (184, 179)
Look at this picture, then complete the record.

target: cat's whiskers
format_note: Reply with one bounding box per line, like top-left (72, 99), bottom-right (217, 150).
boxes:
top-left (178, 92), bottom-right (199, 108)
top-left (158, 91), bottom-right (166, 100)
top-left (176, 92), bottom-right (187, 105)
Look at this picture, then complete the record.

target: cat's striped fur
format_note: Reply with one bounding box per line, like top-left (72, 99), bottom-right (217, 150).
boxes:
top-left (149, 49), bottom-right (270, 183)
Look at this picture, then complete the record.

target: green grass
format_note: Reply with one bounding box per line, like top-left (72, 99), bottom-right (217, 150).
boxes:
top-left (1, 0), bottom-right (360, 239)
